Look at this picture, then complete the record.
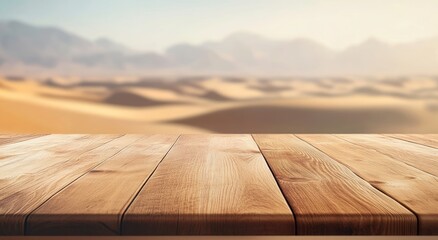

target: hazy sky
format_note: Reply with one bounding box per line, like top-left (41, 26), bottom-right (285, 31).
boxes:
top-left (1, 0), bottom-right (437, 52)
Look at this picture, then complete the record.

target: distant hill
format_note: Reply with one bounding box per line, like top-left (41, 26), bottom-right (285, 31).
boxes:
top-left (202, 32), bottom-right (336, 75)
top-left (0, 20), bottom-right (437, 77)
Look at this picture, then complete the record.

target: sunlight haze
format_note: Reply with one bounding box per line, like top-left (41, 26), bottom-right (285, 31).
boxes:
top-left (1, 0), bottom-right (437, 51)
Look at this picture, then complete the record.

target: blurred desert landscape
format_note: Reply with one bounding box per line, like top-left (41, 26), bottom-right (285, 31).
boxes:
top-left (2, 1), bottom-right (438, 134)
top-left (1, 75), bottom-right (437, 133)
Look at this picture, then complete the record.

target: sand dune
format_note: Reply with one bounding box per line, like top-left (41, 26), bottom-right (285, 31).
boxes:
top-left (0, 88), bottom-right (208, 133)
top-left (197, 90), bottom-right (233, 102)
top-left (103, 91), bottom-right (178, 107)
top-left (171, 105), bottom-right (416, 133)
top-left (1, 76), bottom-right (437, 133)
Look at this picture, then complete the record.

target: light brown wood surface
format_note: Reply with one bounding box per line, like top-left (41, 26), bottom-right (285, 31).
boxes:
top-left (386, 134), bottom-right (438, 149)
top-left (0, 134), bottom-right (437, 236)
top-left (0, 135), bottom-right (83, 161)
top-left (0, 135), bottom-right (43, 146)
top-left (253, 134), bottom-right (416, 235)
top-left (0, 134), bottom-right (130, 235)
top-left (298, 134), bottom-right (438, 235)
top-left (26, 135), bottom-right (178, 235)
top-left (123, 135), bottom-right (295, 235)
top-left (335, 134), bottom-right (438, 177)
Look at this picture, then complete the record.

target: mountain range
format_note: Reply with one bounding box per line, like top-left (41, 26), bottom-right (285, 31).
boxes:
top-left (1, 20), bottom-right (438, 77)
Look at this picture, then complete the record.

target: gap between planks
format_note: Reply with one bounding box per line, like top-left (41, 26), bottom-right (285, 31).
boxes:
top-left (385, 134), bottom-right (438, 150)
top-left (119, 135), bottom-right (181, 235)
top-left (1, 134), bottom-right (436, 236)
top-left (23, 134), bottom-right (129, 234)
top-left (122, 135), bottom-right (295, 235)
top-left (297, 134), bottom-right (438, 235)
top-left (1, 135), bottom-right (123, 235)
top-left (251, 134), bottom-right (299, 235)
top-left (332, 135), bottom-right (438, 177)
top-left (253, 134), bottom-right (416, 235)
top-left (26, 135), bottom-right (180, 235)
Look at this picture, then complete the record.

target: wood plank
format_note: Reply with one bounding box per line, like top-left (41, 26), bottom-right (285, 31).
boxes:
top-left (0, 135), bottom-right (44, 147)
top-left (386, 134), bottom-right (438, 149)
top-left (298, 134), bottom-right (438, 235)
top-left (26, 135), bottom-right (179, 235)
top-left (0, 135), bottom-right (109, 189)
top-left (336, 134), bottom-right (438, 177)
top-left (123, 134), bottom-right (294, 235)
top-left (253, 134), bottom-right (416, 235)
top-left (0, 135), bottom-right (141, 235)
top-left (0, 135), bottom-right (83, 162)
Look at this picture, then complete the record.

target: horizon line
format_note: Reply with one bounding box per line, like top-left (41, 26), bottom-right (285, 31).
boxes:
top-left (2, 19), bottom-right (437, 53)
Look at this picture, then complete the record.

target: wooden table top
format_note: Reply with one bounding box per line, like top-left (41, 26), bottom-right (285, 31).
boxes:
top-left (0, 134), bottom-right (437, 236)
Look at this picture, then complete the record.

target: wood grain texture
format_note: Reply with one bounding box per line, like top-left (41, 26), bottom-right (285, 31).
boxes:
top-left (386, 134), bottom-right (438, 149)
top-left (336, 134), bottom-right (438, 177)
top-left (253, 134), bottom-right (416, 235)
top-left (0, 135), bottom-right (112, 190)
top-left (0, 134), bottom-right (136, 235)
top-left (1, 134), bottom-right (437, 236)
top-left (122, 134), bottom-right (294, 235)
top-left (298, 134), bottom-right (438, 235)
top-left (26, 135), bottom-right (179, 235)
top-left (0, 135), bottom-right (82, 162)
top-left (0, 135), bottom-right (44, 146)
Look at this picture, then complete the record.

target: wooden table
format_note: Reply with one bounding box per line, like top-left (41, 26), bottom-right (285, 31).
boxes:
top-left (0, 134), bottom-right (437, 236)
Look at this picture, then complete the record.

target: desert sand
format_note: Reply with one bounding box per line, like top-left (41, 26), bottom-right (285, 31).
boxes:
top-left (1, 75), bottom-right (437, 133)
